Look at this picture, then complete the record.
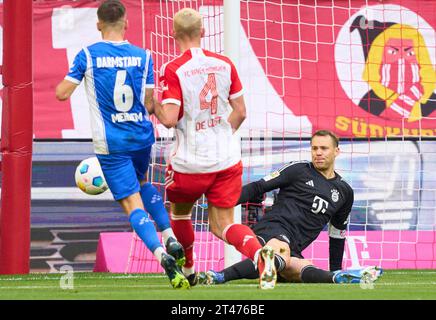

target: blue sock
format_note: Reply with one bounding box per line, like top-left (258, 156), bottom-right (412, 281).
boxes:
top-left (140, 183), bottom-right (171, 231)
top-left (129, 208), bottom-right (162, 253)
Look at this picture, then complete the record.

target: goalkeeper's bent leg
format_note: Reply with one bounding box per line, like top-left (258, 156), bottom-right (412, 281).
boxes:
top-left (223, 258), bottom-right (258, 282)
top-left (300, 265), bottom-right (335, 283)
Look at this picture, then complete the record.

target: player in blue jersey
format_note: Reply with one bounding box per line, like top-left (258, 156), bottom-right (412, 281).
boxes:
top-left (55, 0), bottom-right (189, 289)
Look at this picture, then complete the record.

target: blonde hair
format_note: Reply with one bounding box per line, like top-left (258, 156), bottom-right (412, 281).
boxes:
top-left (173, 8), bottom-right (203, 40)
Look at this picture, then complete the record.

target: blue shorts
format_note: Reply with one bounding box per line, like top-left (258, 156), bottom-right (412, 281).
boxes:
top-left (96, 147), bottom-right (151, 201)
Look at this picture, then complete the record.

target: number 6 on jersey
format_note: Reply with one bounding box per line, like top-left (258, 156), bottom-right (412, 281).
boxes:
top-left (114, 70), bottom-right (133, 112)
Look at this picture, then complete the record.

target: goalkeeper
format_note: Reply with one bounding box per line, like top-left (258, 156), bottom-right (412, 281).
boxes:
top-left (200, 130), bottom-right (382, 285)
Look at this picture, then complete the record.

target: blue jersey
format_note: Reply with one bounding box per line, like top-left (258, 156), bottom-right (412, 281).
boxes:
top-left (66, 40), bottom-right (155, 154)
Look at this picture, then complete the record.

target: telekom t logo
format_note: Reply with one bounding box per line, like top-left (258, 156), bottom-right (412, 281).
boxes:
top-left (345, 236), bottom-right (370, 269)
top-left (311, 196), bottom-right (329, 214)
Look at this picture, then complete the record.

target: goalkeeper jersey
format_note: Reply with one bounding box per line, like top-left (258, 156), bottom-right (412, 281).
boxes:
top-left (66, 40), bottom-right (155, 154)
top-left (239, 161), bottom-right (354, 252)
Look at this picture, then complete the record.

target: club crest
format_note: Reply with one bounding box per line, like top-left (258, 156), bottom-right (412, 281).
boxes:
top-left (331, 188), bottom-right (340, 202)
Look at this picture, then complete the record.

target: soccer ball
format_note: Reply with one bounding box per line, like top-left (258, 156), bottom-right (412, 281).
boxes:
top-left (75, 157), bottom-right (108, 195)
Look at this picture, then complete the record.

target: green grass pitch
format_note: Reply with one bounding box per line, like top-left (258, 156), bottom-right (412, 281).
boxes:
top-left (0, 270), bottom-right (434, 300)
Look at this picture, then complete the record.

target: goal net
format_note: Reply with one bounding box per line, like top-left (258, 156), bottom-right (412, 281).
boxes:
top-left (125, 0), bottom-right (436, 273)
top-left (126, 0), bottom-right (228, 273)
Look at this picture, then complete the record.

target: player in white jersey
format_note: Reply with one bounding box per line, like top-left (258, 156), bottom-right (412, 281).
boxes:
top-left (152, 8), bottom-right (276, 289)
top-left (55, 0), bottom-right (189, 289)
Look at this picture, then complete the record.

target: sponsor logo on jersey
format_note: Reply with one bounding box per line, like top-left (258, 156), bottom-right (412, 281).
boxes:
top-left (331, 188), bottom-right (340, 202)
top-left (328, 223), bottom-right (346, 239)
top-left (111, 112), bottom-right (144, 123)
top-left (306, 180), bottom-right (314, 187)
top-left (311, 196), bottom-right (329, 214)
top-left (263, 170), bottom-right (280, 181)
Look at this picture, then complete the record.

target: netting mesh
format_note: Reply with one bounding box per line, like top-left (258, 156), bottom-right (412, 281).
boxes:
top-left (126, 0), bottom-right (227, 273)
top-left (126, 0), bottom-right (436, 273)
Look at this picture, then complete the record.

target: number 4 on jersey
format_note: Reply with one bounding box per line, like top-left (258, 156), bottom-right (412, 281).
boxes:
top-left (199, 73), bottom-right (218, 115)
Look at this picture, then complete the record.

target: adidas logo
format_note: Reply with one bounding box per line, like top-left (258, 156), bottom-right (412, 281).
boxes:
top-left (306, 180), bottom-right (314, 187)
top-left (139, 217), bottom-right (149, 225)
top-left (242, 235), bottom-right (254, 246)
top-left (150, 194), bottom-right (162, 204)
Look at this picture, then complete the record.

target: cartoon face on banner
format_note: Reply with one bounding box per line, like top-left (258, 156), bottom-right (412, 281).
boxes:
top-left (335, 4), bottom-right (436, 128)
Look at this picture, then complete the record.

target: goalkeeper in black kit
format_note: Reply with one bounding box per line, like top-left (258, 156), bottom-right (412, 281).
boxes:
top-left (199, 130), bottom-right (382, 286)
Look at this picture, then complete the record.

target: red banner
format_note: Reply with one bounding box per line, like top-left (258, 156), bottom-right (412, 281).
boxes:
top-left (0, 0), bottom-right (435, 138)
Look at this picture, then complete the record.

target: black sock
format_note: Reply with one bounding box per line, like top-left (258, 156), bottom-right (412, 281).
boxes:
top-left (274, 254), bottom-right (286, 272)
top-left (223, 259), bottom-right (258, 282)
top-left (222, 255), bottom-right (286, 282)
top-left (300, 265), bottom-right (335, 283)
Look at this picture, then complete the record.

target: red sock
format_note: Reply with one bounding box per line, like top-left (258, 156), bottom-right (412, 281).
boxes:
top-left (222, 223), bottom-right (262, 260)
top-left (170, 215), bottom-right (195, 268)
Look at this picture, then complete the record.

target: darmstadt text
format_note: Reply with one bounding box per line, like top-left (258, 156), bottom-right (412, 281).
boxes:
top-left (96, 56), bottom-right (142, 68)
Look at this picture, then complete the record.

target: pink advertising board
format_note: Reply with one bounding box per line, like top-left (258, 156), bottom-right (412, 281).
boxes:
top-left (94, 231), bottom-right (436, 273)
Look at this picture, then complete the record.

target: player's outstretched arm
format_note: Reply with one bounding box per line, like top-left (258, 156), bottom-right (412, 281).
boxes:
top-left (55, 79), bottom-right (78, 101)
top-left (238, 181), bottom-right (266, 204)
top-left (238, 162), bottom-right (301, 204)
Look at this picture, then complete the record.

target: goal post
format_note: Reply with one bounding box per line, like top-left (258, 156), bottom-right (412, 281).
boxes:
top-left (0, 0), bottom-right (33, 274)
top-left (223, 0), bottom-right (242, 268)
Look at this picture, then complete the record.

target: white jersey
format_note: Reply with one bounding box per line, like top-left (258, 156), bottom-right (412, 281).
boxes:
top-left (159, 48), bottom-right (244, 173)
